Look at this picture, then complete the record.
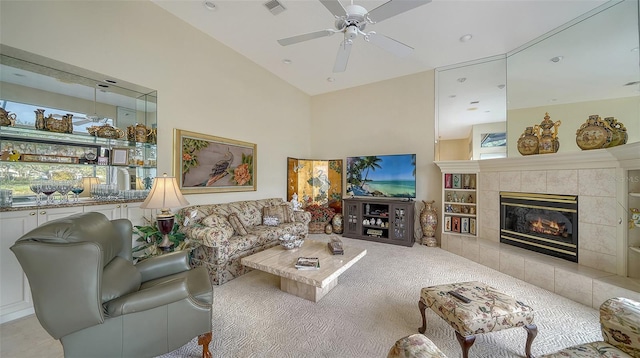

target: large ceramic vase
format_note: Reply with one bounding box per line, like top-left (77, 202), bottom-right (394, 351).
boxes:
top-left (420, 200), bottom-right (438, 247)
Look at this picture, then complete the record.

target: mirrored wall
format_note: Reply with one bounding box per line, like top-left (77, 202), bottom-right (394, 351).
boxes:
top-left (436, 0), bottom-right (639, 159)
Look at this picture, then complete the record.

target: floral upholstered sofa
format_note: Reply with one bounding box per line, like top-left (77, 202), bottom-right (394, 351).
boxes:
top-left (176, 198), bottom-right (311, 285)
top-left (541, 297), bottom-right (640, 358)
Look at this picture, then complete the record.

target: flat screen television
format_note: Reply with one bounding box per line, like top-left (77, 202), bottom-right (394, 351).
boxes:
top-left (346, 154), bottom-right (416, 199)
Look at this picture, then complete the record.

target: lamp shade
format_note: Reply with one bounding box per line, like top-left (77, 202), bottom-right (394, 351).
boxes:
top-left (139, 174), bottom-right (189, 210)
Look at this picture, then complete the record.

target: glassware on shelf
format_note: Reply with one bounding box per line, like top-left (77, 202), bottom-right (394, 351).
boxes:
top-left (56, 180), bottom-right (72, 204)
top-left (29, 181), bottom-right (43, 205)
top-left (70, 180), bottom-right (84, 202)
top-left (41, 182), bottom-right (57, 205)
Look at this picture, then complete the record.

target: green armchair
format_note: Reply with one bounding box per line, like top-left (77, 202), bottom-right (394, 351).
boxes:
top-left (10, 212), bottom-right (213, 358)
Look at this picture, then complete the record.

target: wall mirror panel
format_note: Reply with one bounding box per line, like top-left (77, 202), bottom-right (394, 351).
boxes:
top-left (435, 0), bottom-right (639, 160)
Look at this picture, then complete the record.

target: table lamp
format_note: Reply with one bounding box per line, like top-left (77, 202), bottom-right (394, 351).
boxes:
top-left (139, 173), bottom-right (189, 251)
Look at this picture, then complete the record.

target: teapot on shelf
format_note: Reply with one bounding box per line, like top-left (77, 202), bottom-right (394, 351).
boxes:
top-left (0, 108), bottom-right (17, 127)
top-left (88, 124), bottom-right (125, 139)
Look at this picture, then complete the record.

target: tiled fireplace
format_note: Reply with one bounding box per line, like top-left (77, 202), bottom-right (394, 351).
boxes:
top-left (436, 142), bottom-right (640, 308)
top-left (500, 192), bottom-right (578, 262)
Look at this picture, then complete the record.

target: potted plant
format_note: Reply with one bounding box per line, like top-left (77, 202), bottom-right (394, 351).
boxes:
top-left (304, 203), bottom-right (336, 234)
top-left (132, 216), bottom-right (191, 261)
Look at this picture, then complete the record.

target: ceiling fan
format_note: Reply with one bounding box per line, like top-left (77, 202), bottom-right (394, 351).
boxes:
top-left (277, 0), bottom-right (431, 72)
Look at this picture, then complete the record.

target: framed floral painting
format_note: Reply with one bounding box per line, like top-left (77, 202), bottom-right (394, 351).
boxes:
top-left (174, 129), bottom-right (256, 193)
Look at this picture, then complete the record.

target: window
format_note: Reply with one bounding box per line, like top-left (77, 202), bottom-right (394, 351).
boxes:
top-left (480, 132), bottom-right (506, 147)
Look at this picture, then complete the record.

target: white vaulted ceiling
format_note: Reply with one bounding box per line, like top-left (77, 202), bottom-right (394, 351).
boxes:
top-left (151, 0), bottom-right (606, 96)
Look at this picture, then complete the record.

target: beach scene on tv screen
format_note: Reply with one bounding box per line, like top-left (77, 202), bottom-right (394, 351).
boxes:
top-left (346, 154), bottom-right (416, 198)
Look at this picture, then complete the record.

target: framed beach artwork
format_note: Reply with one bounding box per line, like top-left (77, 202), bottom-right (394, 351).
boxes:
top-left (174, 129), bottom-right (256, 193)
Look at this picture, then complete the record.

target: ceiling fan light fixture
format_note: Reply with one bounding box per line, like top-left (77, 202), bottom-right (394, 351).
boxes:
top-left (203, 1), bottom-right (217, 11)
top-left (459, 34), bottom-right (473, 42)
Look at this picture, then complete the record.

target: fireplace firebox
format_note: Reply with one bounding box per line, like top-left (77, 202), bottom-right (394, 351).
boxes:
top-left (500, 192), bottom-right (578, 262)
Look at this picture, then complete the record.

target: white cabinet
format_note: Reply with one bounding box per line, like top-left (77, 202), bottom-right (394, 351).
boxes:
top-left (0, 206), bottom-right (83, 323)
top-left (0, 202), bottom-right (147, 323)
top-left (628, 169), bottom-right (640, 279)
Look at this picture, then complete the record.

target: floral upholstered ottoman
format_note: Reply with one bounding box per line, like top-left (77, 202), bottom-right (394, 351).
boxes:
top-left (419, 281), bottom-right (537, 358)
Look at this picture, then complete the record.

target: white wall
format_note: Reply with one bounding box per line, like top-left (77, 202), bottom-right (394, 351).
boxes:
top-left (311, 72), bottom-right (442, 237)
top-left (0, 0), bottom-right (312, 205)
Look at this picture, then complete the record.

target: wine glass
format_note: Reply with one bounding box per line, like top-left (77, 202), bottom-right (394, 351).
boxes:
top-left (41, 181), bottom-right (56, 205)
top-left (56, 180), bottom-right (72, 204)
top-left (70, 180), bottom-right (84, 202)
top-left (29, 181), bottom-right (43, 205)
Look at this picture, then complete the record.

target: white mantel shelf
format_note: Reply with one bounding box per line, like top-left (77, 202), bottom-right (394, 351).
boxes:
top-left (436, 142), bottom-right (640, 172)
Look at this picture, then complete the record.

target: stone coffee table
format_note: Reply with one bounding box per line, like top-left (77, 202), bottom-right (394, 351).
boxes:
top-left (241, 239), bottom-right (366, 302)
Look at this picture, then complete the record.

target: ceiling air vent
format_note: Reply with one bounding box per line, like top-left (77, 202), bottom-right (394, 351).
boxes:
top-left (264, 0), bottom-right (286, 15)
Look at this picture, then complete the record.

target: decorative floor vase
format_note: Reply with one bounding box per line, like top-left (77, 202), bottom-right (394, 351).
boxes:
top-left (332, 213), bottom-right (343, 234)
top-left (420, 200), bottom-right (438, 247)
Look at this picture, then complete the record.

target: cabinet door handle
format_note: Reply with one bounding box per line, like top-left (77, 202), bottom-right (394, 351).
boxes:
top-left (29, 212), bottom-right (36, 216)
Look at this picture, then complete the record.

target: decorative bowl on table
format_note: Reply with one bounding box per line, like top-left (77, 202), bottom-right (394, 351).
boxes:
top-left (279, 234), bottom-right (304, 250)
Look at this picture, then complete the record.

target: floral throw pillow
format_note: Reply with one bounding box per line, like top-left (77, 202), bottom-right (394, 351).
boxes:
top-left (262, 204), bottom-right (293, 223)
top-left (263, 216), bottom-right (279, 226)
top-left (200, 214), bottom-right (234, 245)
top-left (228, 213), bottom-right (248, 236)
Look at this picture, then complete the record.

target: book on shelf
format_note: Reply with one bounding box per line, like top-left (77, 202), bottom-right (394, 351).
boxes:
top-left (295, 257), bottom-right (320, 270)
top-left (328, 237), bottom-right (344, 255)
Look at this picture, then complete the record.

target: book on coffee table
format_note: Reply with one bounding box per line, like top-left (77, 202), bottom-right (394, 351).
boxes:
top-left (295, 257), bottom-right (320, 270)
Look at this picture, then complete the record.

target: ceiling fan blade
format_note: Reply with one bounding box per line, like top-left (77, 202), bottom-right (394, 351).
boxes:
top-left (366, 0), bottom-right (431, 23)
top-left (366, 32), bottom-right (413, 57)
top-left (278, 29), bottom-right (336, 46)
top-left (333, 40), bottom-right (352, 73)
top-left (319, 0), bottom-right (346, 17)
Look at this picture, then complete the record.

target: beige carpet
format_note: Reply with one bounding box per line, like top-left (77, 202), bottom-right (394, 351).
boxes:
top-left (158, 234), bottom-right (603, 358)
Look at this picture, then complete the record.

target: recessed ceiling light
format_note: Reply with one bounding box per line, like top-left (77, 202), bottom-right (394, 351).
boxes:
top-left (550, 56), bottom-right (564, 63)
top-left (282, 59), bottom-right (292, 64)
top-left (449, 95), bottom-right (456, 98)
top-left (497, 84), bottom-right (505, 89)
top-left (204, 1), bottom-right (217, 11)
top-left (326, 77), bottom-right (335, 82)
top-left (632, 47), bottom-right (639, 52)
top-left (467, 107), bottom-right (478, 111)
top-left (457, 77), bottom-right (466, 83)
top-left (459, 34), bottom-right (473, 42)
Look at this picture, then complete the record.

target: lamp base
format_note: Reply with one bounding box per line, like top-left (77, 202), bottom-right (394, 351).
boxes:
top-left (156, 215), bottom-right (175, 253)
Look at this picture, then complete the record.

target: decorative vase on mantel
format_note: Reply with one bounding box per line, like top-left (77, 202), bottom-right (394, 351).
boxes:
top-left (420, 200), bottom-right (438, 247)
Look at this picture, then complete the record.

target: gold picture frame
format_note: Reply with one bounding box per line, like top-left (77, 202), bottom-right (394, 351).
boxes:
top-left (174, 129), bottom-right (256, 193)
